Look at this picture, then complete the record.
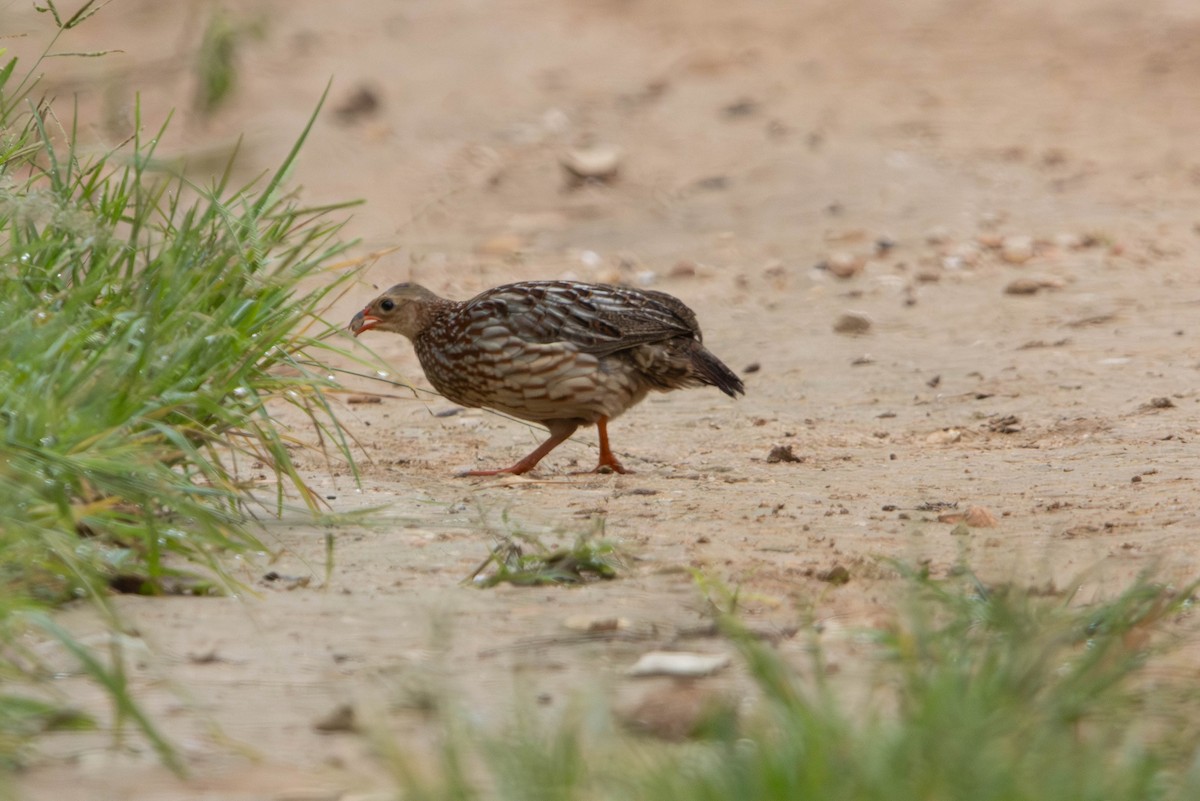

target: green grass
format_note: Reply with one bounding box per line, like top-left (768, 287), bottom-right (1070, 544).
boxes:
top-left (384, 568), bottom-right (1200, 801)
top-left (0, 3), bottom-right (360, 774)
top-left (468, 515), bottom-right (622, 587)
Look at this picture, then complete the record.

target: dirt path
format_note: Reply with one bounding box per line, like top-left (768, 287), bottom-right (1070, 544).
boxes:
top-left (11, 0), bottom-right (1200, 797)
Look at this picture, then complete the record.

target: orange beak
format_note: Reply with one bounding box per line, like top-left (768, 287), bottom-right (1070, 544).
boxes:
top-left (349, 308), bottom-right (380, 337)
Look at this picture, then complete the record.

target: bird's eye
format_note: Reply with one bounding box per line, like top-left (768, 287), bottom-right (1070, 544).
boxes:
top-left (380, 298), bottom-right (395, 312)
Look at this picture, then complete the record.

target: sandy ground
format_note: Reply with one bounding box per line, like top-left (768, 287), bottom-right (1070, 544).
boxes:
top-left (8, 0), bottom-right (1200, 797)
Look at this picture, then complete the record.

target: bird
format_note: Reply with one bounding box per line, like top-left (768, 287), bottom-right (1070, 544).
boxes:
top-left (349, 280), bottom-right (744, 476)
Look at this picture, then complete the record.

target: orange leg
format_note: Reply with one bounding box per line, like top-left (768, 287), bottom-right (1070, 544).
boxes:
top-left (459, 422), bottom-right (578, 477)
top-left (592, 417), bottom-right (630, 474)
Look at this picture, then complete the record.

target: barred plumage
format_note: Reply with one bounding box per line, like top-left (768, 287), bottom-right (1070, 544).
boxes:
top-left (349, 280), bottom-right (744, 475)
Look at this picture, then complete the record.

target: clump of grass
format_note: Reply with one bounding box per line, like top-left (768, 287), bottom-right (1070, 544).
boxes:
top-left (468, 516), bottom-right (622, 587)
top-left (1, 3), bottom-right (359, 772)
top-left (385, 567), bottom-right (1200, 801)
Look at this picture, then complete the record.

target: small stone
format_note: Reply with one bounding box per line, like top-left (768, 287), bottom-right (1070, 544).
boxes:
top-left (824, 251), bottom-right (866, 279)
top-left (564, 615), bottom-right (630, 633)
top-left (346, 395), bottom-right (382, 404)
top-left (626, 651), bottom-right (731, 677)
top-left (1005, 278), bottom-right (1042, 295)
top-left (1005, 276), bottom-right (1064, 295)
top-left (833, 312), bottom-right (872, 335)
top-left (743, 362), bottom-right (761, 374)
top-left (333, 84), bottom-right (381, 124)
top-left (977, 233), bottom-right (1005, 249)
top-left (313, 703), bottom-right (357, 733)
top-left (925, 428), bottom-right (962, 444)
top-left (766, 444), bottom-right (804, 463)
top-left (669, 260), bottom-right (698, 278)
top-left (1001, 235), bottom-right (1035, 264)
top-left (1052, 232), bottom-right (1083, 250)
top-left (947, 241), bottom-right (982, 266)
top-left (561, 144), bottom-right (622, 186)
top-left (618, 681), bottom-right (738, 741)
top-left (964, 505), bottom-right (999, 527)
top-left (817, 565), bottom-right (850, 585)
top-left (938, 505), bottom-right (998, 528)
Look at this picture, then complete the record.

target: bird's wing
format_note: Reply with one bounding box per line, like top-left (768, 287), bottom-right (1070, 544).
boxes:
top-left (467, 282), bottom-right (701, 357)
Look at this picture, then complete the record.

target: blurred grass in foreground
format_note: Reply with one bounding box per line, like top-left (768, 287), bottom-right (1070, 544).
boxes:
top-left (384, 569), bottom-right (1200, 801)
top-left (1, 1), bottom-right (359, 774)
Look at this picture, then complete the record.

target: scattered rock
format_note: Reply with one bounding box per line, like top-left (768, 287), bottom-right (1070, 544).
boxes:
top-left (925, 428), bottom-right (962, 444)
top-left (942, 242), bottom-right (982, 270)
top-left (346, 394), bottom-right (382, 404)
top-left (1052, 232), bottom-right (1083, 250)
top-left (987, 414), bottom-right (1021, 433)
top-left (938, 505), bottom-right (998, 528)
top-left (618, 680), bottom-right (738, 741)
top-left (721, 97), bottom-right (759, 118)
top-left (626, 651), bottom-right (731, 678)
top-left (1142, 396), bottom-right (1176, 411)
top-left (766, 444), bottom-right (804, 463)
top-left (964, 505), bottom-right (999, 527)
top-left (822, 251), bottom-right (866, 279)
top-left (1000, 235), bottom-right (1035, 264)
top-left (833, 312), bottom-right (872, 335)
top-left (560, 144), bottom-right (622, 187)
top-left (1005, 276), bottom-right (1064, 295)
top-left (313, 703), bottom-right (357, 733)
top-left (564, 615), bottom-right (630, 633)
top-left (1005, 278), bottom-right (1042, 295)
top-left (817, 565), bottom-right (850, 585)
top-left (333, 84), bottom-right (381, 124)
top-left (743, 362), bottom-right (761, 374)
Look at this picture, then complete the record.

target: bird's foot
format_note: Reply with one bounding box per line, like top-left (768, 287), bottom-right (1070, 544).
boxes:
top-left (571, 456), bottom-right (631, 475)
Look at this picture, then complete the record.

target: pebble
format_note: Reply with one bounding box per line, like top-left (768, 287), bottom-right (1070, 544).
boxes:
top-left (1004, 278), bottom-right (1043, 295)
top-left (833, 312), bottom-right (872, 335)
top-left (824, 251), bottom-right (865, 279)
top-left (965, 506), bottom-right (999, 527)
top-left (925, 428), bottom-right (963, 445)
top-left (561, 144), bottom-right (622, 186)
top-left (617, 681), bottom-right (737, 741)
top-left (1005, 276), bottom-right (1065, 295)
top-left (1000, 235), bottom-right (1035, 264)
top-left (947, 241), bottom-right (982, 266)
top-left (626, 651), bottom-right (731, 677)
top-left (1052, 232), bottom-right (1083, 250)
top-left (937, 505), bottom-right (998, 527)
top-left (766, 444), bottom-right (804, 463)
top-left (312, 703), bottom-right (357, 733)
top-left (564, 615), bottom-right (630, 633)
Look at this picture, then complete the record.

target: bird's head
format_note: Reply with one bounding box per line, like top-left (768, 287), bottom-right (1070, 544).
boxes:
top-left (349, 283), bottom-right (445, 340)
